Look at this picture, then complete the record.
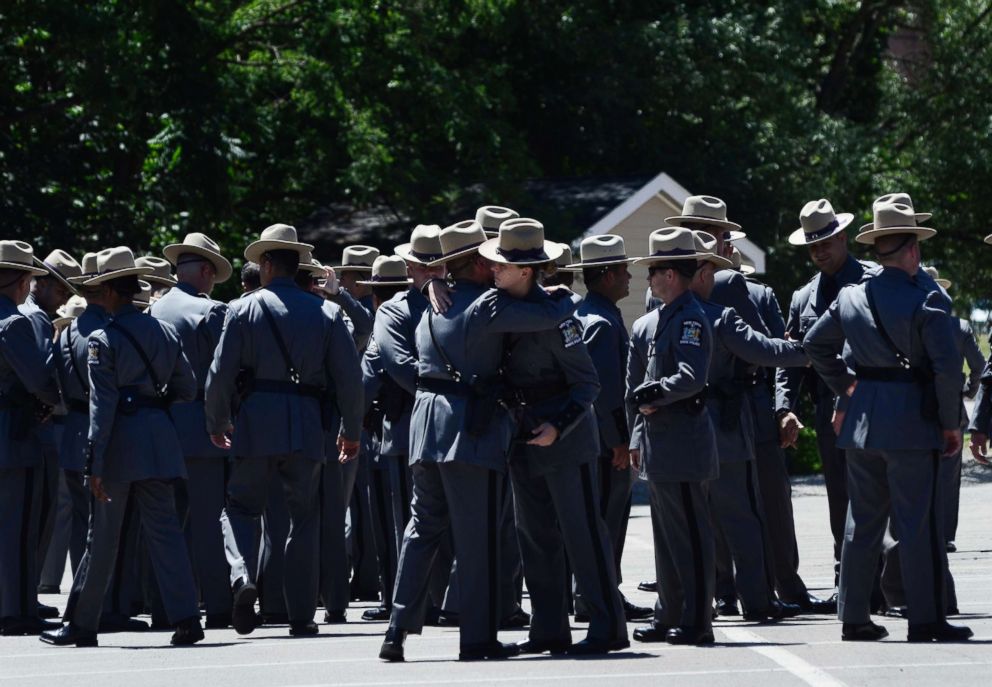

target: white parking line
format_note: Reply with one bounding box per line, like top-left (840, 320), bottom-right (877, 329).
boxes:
top-left (720, 627), bottom-right (846, 687)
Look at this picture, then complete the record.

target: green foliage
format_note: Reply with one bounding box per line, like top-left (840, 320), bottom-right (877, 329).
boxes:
top-left (786, 426), bottom-right (823, 476)
top-left (4, 0), bottom-right (992, 308)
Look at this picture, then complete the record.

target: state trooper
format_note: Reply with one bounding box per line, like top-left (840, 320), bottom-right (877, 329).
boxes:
top-left (41, 247), bottom-right (204, 647)
top-left (205, 224), bottom-right (363, 637)
top-left (544, 243), bottom-right (575, 288)
top-left (0, 241), bottom-right (62, 636)
top-left (486, 220), bottom-right (628, 655)
top-left (625, 227), bottom-right (719, 646)
top-left (568, 235), bottom-right (651, 623)
top-left (379, 219), bottom-right (581, 662)
top-left (148, 232), bottom-right (234, 629)
top-left (134, 256), bottom-right (176, 301)
top-left (804, 202), bottom-right (970, 643)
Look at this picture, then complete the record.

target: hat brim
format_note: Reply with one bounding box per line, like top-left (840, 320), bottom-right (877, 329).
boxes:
top-left (355, 277), bottom-right (413, 286)
top-left (854, 226), bottom-right (936, 245)
top-left (477, 238), bottom-right (565, 266)
top-left (394, 243), bottom-right (443, 265)
top-left (31, 257), bottom-right (80, 293)
top-left (788, 213), bottom-right (855, 246)
top-left (298, 262), bottom-right (325, 276)
top-left (726, 230), bottom-right (747, 241)
top-left (559, 257), bottom-right (636, 271)
top-left (327, 265), bottom-right (374, 273)
top-left (740, 264), bottom-right (756, 276)
top-left (634, 252), bottom-right (733, 269)
top-left (664, 215), bottom-right (743, 232)
top-left (244, 239), bottom-right (315, 264)
top-left (51, 316), bottom-right (74, 329)
top-left (163, 244), bottom-right (233, 283)
top-left (82, 266), bottom-right (155, 286)
top-left (142, 274), bottom-right (178, 286)
top-left (935, 278), bottom-right (951, 289)
top-left (427, 242), bottom-right (487, 267)
top-left (983, 233), bottom-right (992, 245)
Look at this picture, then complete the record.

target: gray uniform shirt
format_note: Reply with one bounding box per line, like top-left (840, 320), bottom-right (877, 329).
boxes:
top-left (576, 291), bottom-right (629, 451)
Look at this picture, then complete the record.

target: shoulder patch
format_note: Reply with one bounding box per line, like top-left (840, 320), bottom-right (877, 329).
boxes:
top-left (366, 337), bottom-right (379, 355)
top-left (87, 340), bottom-right (100, 365)
top-left (679, 319), bottom-right (703, 347)
top-left (559, 318), bottom-right (584, 348)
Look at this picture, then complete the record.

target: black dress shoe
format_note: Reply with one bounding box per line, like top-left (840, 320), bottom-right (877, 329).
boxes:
top-left (842, 621), bottom-right (889, 641)
top-left (573, 613), bottom-right (590, 623)
top-left (500, 607), bottom-right (530, 629)
top-left (567, 637), bottom-right (630, 655)
top-left (638, 580), bottom-right (658, 593)
top-left (39, 623), bottom-right (98, 647)
top-left (362, 606), bottom-right (391, 621)
top-left (907, 620), bottom-right (973, 643)
top-left (792, 593), bottom-right (837, 615)
top-left (37, 603), bottom-right (60, 619)
top-left (714, 597), bottom-right (740, 617)
top-left (379, 627), bottom-right (406, 662)
top-left (37, 584), bottom-right (60, 595)
top-left (881, 606), bottom-right (907, 619)
top-left (99, 615), bottom-right (150, 633)
top-left (2, 616), bottom-right (61, 636)
top-left (945, 541), bottom-right (957, 553)
top-left (458, 641), bottom-right (521, 661)
top-left (231, 578), bottom-right (259, 635)
top-left (289, 620), bottom-right (319, 636)
top-left (205, 613), bottom-right (231, 629)
top-left (323, 609), bottom-right (347, 624)
top-left (516, 638), bottom-right (571, 655)
top-left (743, 600), bottom-right (796, 623)
top-left (623, 599), bottom-right (653, 621)
top-left (632, 622), bottom-right (671, 643)
top-left (666, 626), bottom-right (714, 645)
top-left (171, 617), bottom-right (205, 646)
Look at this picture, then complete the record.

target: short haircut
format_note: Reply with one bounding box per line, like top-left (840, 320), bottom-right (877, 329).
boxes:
top-left (106, 275), bottom-right (141, 299)
top-left (649, 260), bottom-right (698, 280)
top-left (241, 262), bottom-right (261, 290)
top-left (373, 284), bottom-right (407, 303)
top-left (582, 263), bottom-right (624, 288)
top-left (261, 250), bottom-right (300, 276)
top-left (0, 268), bottom-right (31, 289)
top-left (872, 234), bottom-right (917, 258)
top-left (543, 271), bottom-right (574, 287)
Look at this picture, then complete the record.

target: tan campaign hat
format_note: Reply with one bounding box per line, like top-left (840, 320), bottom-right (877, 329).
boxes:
top-left (52, 294), bottom-right (87, 328)
top-left (855, 203), bottom-right (936, 245)
top-left (665, 195), bottom-right (742, 233)
top-left (564, 234), bottom-right (634, 270)
top-left (244, 224), bottom-right (314, 263)
top-left (0, 241), bottom-right (59, 276)
top-left (133, 280), bottom-right (152, 310)
top-left (730, 247), bottom-right (756, 275)
top-left (163, 232), bottom-right (233, 283)
top-left (555, 243), bottom-right (574, 269)
top-left (874, 192), bottom-right (931, 223)
top-left (635, 227), bottom-right (733, 269)
top-left (69, 252), bottom-right (100, 284)
top-left (135, 256), bottom-right (177, 286)
top-left (298, 252), bottom-right (326, 276)
top-left (476, 206), bottom-right (520, 238)
top-left (478, 218), bottom-right (564, 266)
top-left (789, 199), bottom-right (854, 246)
top-left (82, 247), bottom-right (155, 285)
top-left (923, 265), bottom-right (951, 289)
top-left (357, 255), bottom-right (413, 286)
top-left (394, 224), bottom-right (444, 264)
top-left (429, 220), bottom-right (489, 265)
top-left (33, 249), bottom-right (82, 293)
top-left (329, 245), bottom-right (379, 272)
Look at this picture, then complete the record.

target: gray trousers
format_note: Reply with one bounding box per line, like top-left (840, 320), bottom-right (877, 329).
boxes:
top-left (0, 466), bottom-right (42, 620)
top-left (839, 449), bottom-right (947, 626)
top-left (40, 470), bottom-right (73, 589)
top-left (708, 460), bottom-right (774, 614)
top-left (319, 456), bottom-right (350, 613)
top-left (222, 454), bottom-right (321, 624)
top-left (879, 518), bottom-right (957, 612)
top-left (68, 479), bottom-right (197, 632)
top-left (649, 480), bottom-right (715, 631)
top-left (390, 461), bottom-right (503, 648)
top-left (258, 476), bottom-right (289, 616)
top-left (177, 458), bottom-right (231, 616)
top-left (346, 445), bottom-right (380, 599)
top-left (814, 403), bottom-right (848, 573)
top-left (368, 463), bottom-right (397, 608)
top-left (754, 439), bottom-right (808, 601)
top-left (941, 449), bottom-right (962, 543)
top-left (35, 438), bottom-right (60, 587)
top-left (512, 461), bottom-right (626, 643)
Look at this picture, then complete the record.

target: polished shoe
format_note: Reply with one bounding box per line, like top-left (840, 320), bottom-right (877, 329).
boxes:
top-left (37, 603), bottom-right (60, 619)
top-left (2, 616), bottom-right (61, 636)
top-left (516, 638), bottom-right (571, 655)
top-left (842, 621), bottom-right (889, 641)
top-left (945, 540), bottom-right (957, 553)
top-left (362, 606), bottom-right (391, 621)
top-left (171, 617), bottom-right (205, 646)
top-left (881, 606), bottom-right (907, 619)
top-left (458, 641), bottom-right (521, 661)
top-left (743, 600), bottom-right (797, 623)
top-left (567, 637), bottom-right (630, 655)
top-left (323, 609), bottom-right (347, 624)
top-left (792, 593), bottom-right (837, 615)
top-left (623, 598), bottom-right (653, 621)
top-left (500, 607), bottom-right (530, 629)
top-left (289, 620), bottom-right (319, 636)
top-left (37, 584), bottom-right (60, 595)
top-left (714, 597), bottom-right (740, 617)
top-left (632, 622), bottom-right (671, 643)
top-left (907, 620), bottom-right (973, 643)
top-left (379, 627), bottom-right (406, 662)
top-left (637, 580), bottom-right (658, 593)
top-left (39, 623), bottom-right (98, 647)
top-left (99, 615), bottom-right (149, 633)
top-left (666, 626), bottom-right (714, 645)
top-left (205, 613), bottom-right (231, 630)
top-left (231, 578), bottom-right (259, 635)
top-left (573, 612), bottom-right (590, 623)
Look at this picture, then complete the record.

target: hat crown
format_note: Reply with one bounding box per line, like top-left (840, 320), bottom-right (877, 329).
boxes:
top-left (555, 243), bottom-right (573, 267)
top-left (42, 249), bottom-right (82, 279)
top-left (79, 252), bottom-right (99, 275)
top-left (731, 247), bottom-right (743, 270)
top-left (873, 202), bottom-right (918, 229)
top-left (799, 199), bottom-right (841, 232)
top-left (647, 227), bottom-right (700, 257)
top-left (95, 246), bottom-right (139, 274)
top-left (475, 206), bottom-right (519, 230)
top-left (923, 265), bottom-right (939, 280)
top-left (340, 245), bottom-right (379, 268)
top-left (680, 195), bottom-right (729, 223)
top-left (0, 240), bottom-right (37, 268)
top-left (579, 234), bottom-right (627, 263)
top-left (135, 256), bottom-right (172, 276)
top-left (873, 192), bottom-right (916, 211)
top-left (495, 218), bottom-right (546, 253)
top-left (134, 280), bottom-right (152, 305)
top-left (259, 223), bottom-right (300, 244)
top-left (370, 255), bottom-right (409, 281)
top-left (408, 225), bottom-right (442, 256)
top-left (439, 220), bottom-right (486, 256)
top-left (59, 294), bottom-right (87, 319)
top-left (176, 232), bottom-right (222, 254)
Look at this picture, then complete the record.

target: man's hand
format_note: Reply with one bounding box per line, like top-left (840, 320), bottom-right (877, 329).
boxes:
top-left (427, 279), bottom-right (452, 314)
top-left (210, 424), bottom-right (233, 450)
top-left (611, 444), bottom-right (630, 470)
top-left (970, 431), bottom-right (990, 465)
top-left (629, 449), bottom-right (641, 471)
top-left (320, 266), bottom-right (340, 296)
top-left (831, 410), bottom-right (845, 437)
top-left (338, 437), bottom-right (361, 464)
top-left (526, 422), bottom-right (559, 447)
top-left (942, 429), bottom-right (962, 458)
top-left (639, 405), bottom-right (658, 416)
top-left (88, 476), bottom-right (111, 503)
top-left (779, 411), bottom-right (803, 449)
top-left (542, 284), bottom-right (574, 297)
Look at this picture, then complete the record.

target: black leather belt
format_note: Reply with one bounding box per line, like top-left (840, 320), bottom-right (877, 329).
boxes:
top-left (417, 377), bottom-right (472, 396)
top-left (503, 384), bottom-right (569, 407)
top-left (248, 378), bottom-right (324, 400)
top-left (855, 366), bottom-right (917, 383)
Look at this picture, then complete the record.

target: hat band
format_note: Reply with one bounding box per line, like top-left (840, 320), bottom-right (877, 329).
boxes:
top-left (682, 214), bottom-right (728, 224)
top-left (441, 239), bottom-right (484, 257)
top-left (649, 247), bottom-right (698, 258)
top-left (579, 253), bottom-right (627, 264)
top-left (496, 246), bottom-right (548, 261)
top-left (368, 274), bottom-right (407, 282)
top-left (804, 219), bottom-right (839, 241)
top-left (176, 257), bottom-right (211, 267)
top-left (42, 261), bottom-right (70, 280)
top-left (409, 249), bottom-right (443, 262)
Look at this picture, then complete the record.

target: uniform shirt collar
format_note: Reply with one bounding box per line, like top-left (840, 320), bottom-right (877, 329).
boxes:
top-left (176, 281), bottom-right (201, 297)
top-left (113, 303), bottom-right (139, 319)
top-left (585, 290), bottom-right (621, 316)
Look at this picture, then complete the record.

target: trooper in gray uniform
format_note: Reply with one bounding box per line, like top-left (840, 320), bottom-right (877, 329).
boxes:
top-left (379, 219), bottom-right (580, 662)
top-left (149, 232), bottom-right (234, 629)
top-left (485, 220), bottom-right (628, 656)
top-left (40, 246), bottom-right (204, 647)
top-left (804, 202), bottom-right (971, 643)
top-left (626, 228), bottom-right (719, 646)
top-left (205, 224), bottom-right (363, 637)
top-left (0, 241), bottom-right (62, 636)
top-left (568, 235), bottom-right (651, 623)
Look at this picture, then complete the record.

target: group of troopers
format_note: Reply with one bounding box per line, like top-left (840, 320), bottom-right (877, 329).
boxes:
top-left (0, 191), bottom-right (981, 659)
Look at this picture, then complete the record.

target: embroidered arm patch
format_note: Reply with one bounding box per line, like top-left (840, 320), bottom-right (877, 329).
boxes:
top-left (87, 340), bottom-right (101, 365)
top-left (559, 318), bottom-right (584, 348)
top-left (679, 320), bottom-right (703, 347)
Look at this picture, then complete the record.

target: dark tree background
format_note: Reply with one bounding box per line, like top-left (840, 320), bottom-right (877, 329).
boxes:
top-left (4, 1), bottom-right (992, 307)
